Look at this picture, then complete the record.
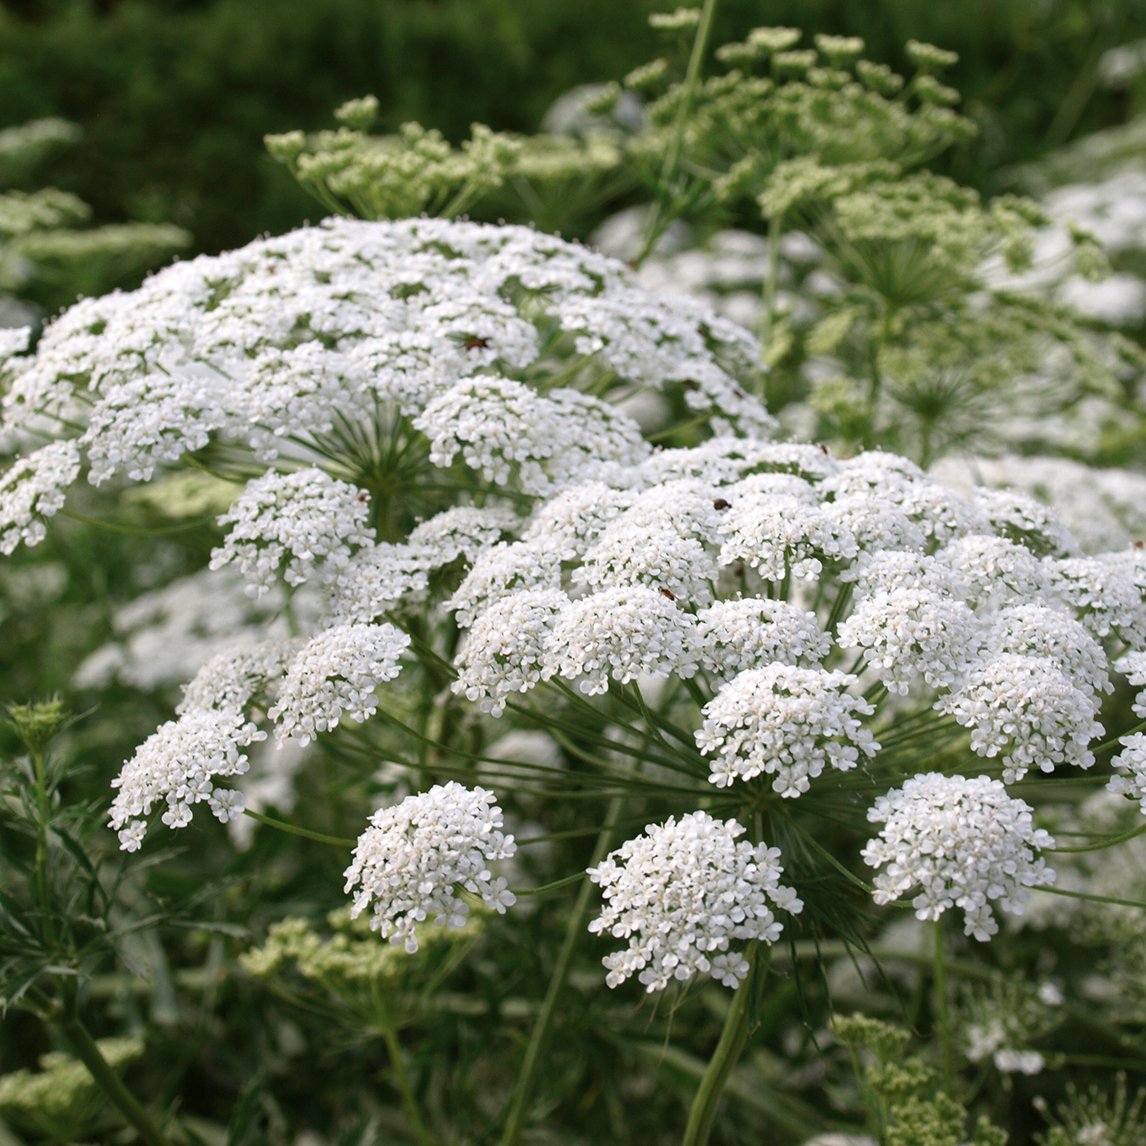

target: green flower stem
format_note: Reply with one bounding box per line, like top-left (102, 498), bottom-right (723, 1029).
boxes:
top-left (241, 809), bottom-right (355, 848)
top-left (379, 1020), bottom-right (435, 1146)
top-left (59, 1014), bottom-right (171, 1146)
top-left (636, 0), bottom-right (719, 265)
top-left (1049, 820), bottom-right (1146, 853)
top-left (682, 942), bottom-right (768, 1146)
top-left (497, 793), bottom-right (628, 1146)
top-left (863, 304), bottom-right (895, 451)
top-left (31, 745), bottom-right (54, 948)
top-left (933, 919), bottom-right (954, 1093)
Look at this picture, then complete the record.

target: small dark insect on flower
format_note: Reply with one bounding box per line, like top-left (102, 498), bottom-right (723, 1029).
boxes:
top-left (659, 587), bottom-right (676, 601)
top-left (357, 491), bottom-right (369, 504)
top-left (465, 336), bottom-right (490, 350)
top-left (712, 498), bottom-right (731, 511)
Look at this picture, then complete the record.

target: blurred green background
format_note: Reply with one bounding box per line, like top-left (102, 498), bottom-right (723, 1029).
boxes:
top-left (0, 0), bottom-right (1143, 263)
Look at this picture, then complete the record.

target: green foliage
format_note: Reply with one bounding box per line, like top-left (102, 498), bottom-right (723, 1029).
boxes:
top-left (0, 116), bottom-right (188, 313)
top-left (834, 1013), bottom-right (1008, 1146)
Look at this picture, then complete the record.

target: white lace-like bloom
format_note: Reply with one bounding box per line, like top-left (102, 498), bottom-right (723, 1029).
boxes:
top-left (452, 589), bottom-right (568, 715)
top-left (344, 782), bottom-right (516, 953)
top-left (267, 622), bottom-right (410, 745)
top-left (937, 534), bottom-right (1051, 609)
top-left (937, 654), bottom-right (1103, 783)
top-left (236, 343), bottom-right (375, 461)
top-left (177, 639), bottom-right (295, 714)
top-left (210, 467), bottom-right (373, 597)
top-left (547, 585), bottom-right (700, 695)
top-left (574, 522), bottom-right (720, 606)
top-left (588, 811), bottom-right (801, 991)
top-left (822, 452), bottom-right (985, 544)
top-left (696, 665), bottom-right (878, 795)
top-left (837, 587), bottom-right (983, 695)
top-left (521, 480), bottom-right (637, 559)
top-left (635, 437), bottom-right (835, 487)
top-left (863, 773), bottom-right (1056, 940)
top-left (621, 478), bottom-right (726, 541)
top-left (843, 549), bottom-right (962, 600)
top-left (109, 707), bottom-right (266, 850)
top-left (323, 542), bottom-right (430, 624)
top-left (695, 597), bottom-right (832, 677)
top-left (446, 541), bottom-right (563, 628)
top-left (0, 441), bottom-right (81, 554)
top-left (406, 505), bottom-right (520, 567)
top-left (1115, 650), bottom-right (1146, 717)
top-left (1049, 551), bottom-right (1146, 646)
top-left (974, 488), bottom-right (1078, 558)
top-left (987, 603), bottom-right (1111, 700)
top-left (825, 491), bottom-right (926, 554)
top-left (1107, 733), bottom-right (1146, 813)
top-left (81, 369), bottom-right (226, 484)
top-left (0, 217), bottom-right (770, 552)
top-left (718, 491), bottom-right (857, 581)
top-left (414, 375), bottom-right (650, 494)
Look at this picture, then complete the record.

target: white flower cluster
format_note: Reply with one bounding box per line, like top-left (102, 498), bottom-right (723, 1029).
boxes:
top-left (695, 665), bottom-right (878, 795)
top-left (587, 811), bottom-right (802, 991)
top-left (0, 215), bottom-right (771, 533)
top-left (209, 467), bottom-right (373, 597)
top-left (0, 441), bottom-right (80, 554)
top-left (1107, 733), bottom-right (1146, 814)
top-left (267, 622), bottom-right (410, 746)
top-left (109, 706), bottom-right (266, 851)
top-left (344, 782), bottom-right (516, 953)
top-left (862, 773), bottom-right (1056, 940)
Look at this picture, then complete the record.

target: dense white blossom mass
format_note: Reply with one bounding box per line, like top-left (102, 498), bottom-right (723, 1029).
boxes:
top-left (863, 773), bottom-right (1056, 940)
top-left (5, 216), bottom-right (1141, 988)
top-left (588, 811), bottom-right (802, 990)
top-left (344, 782), bottom-right (516, 953)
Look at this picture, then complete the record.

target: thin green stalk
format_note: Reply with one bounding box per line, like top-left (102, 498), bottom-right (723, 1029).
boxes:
top-left (933, 919), bottom-right (953, 1093)
top-left (59, 1015), bottom-right (171, 1146)
top-left (636, 0), bottom-right (719, 265)
top-left (682, 943), bottom-right (767, 1146)
top-left (31, 746), bottom-right (54, 947)
top-left (379, 1021), bottom-right (435, 1146)
top-left (864, 305), bottom-right (894, 451)
top-left (497, 792), bottom-right (629, 1146)
top-left (241, 809), bottom-right (355, 848)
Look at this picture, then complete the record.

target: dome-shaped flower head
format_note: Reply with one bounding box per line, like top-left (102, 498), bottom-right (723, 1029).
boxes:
top-left (936, 653), bottom-right (1102, 783)
top-left (695, 665), bottom-right (879, 796)
top-left (109, 706), bottom-right (266, 851)
top-left (862, 773), bottom-right (1056, 940)
top-left (344, 782), bottom-right (516, 953)
top-left (210, 466), bottom-right (373, 598)
top-left (546, 584), bottom-right (700, 695)
top-left (588, 811), bottom-right (802, 991)
top-left (267, 621), bottom-right (411, 746)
